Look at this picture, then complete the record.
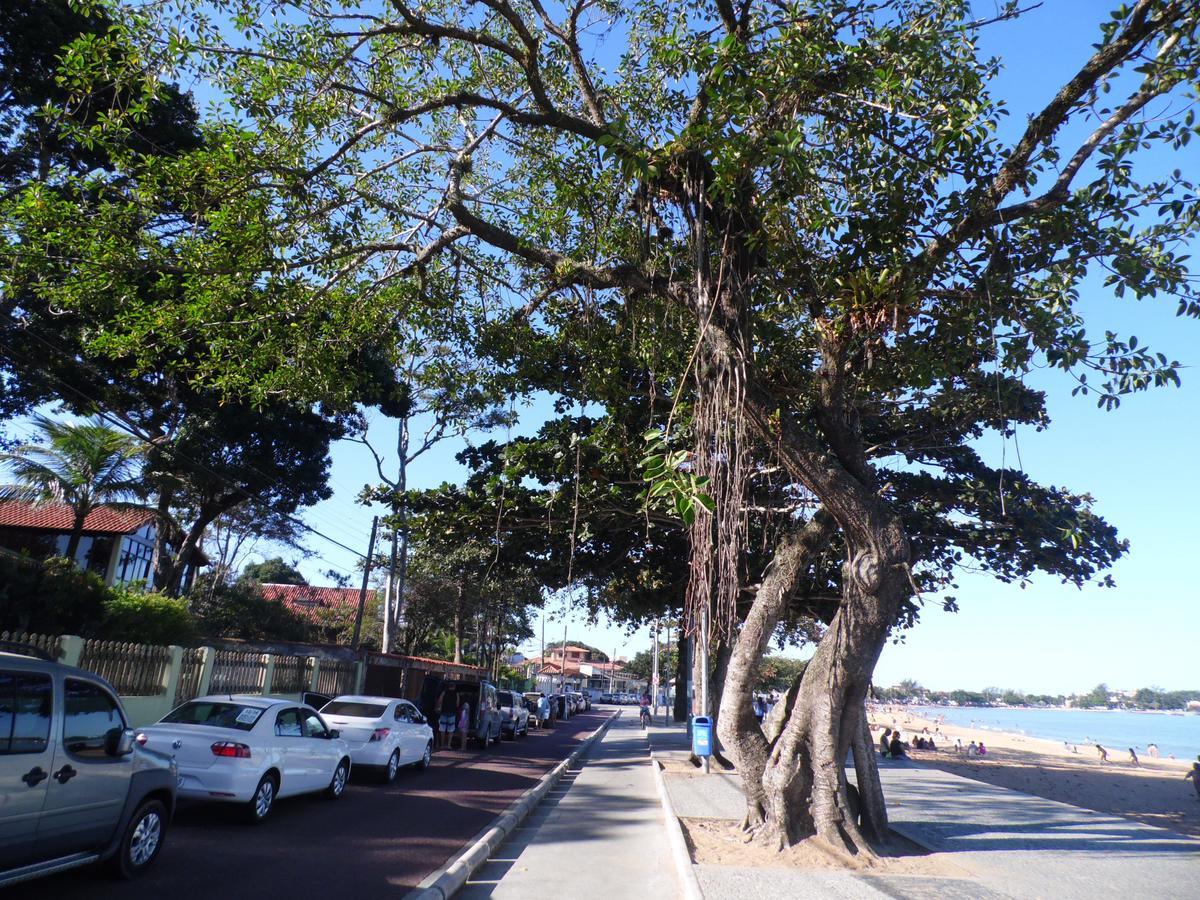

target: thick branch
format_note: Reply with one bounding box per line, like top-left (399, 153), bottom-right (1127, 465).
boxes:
top-left (910, 0), bottom-right (1185, 280)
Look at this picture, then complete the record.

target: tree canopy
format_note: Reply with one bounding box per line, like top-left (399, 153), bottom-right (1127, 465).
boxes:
top-left (2, 0), bottom-right (1197, 858)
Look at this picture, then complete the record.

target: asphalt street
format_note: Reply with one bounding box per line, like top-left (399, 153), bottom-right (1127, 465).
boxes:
top-left (10, 708), bottom-right (613, 899)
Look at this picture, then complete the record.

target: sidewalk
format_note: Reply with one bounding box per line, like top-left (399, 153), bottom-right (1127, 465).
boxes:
top-left (458, 710), bottom-right (681, 899)
top-left (649, 740), bottom-right (1200, 899)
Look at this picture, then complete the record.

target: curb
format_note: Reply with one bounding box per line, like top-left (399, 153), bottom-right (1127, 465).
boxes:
top-left (404, 710), bottom-right (620, 900)
top-left (650, 755), bottom-right (704, 900)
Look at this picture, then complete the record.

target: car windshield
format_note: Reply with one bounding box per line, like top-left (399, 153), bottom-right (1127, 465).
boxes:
top-left (322, 701), bottom-right (387, 718)
top-left (161, 701), bottom-right (264, 731)
top-left (497, 691), bottom-right (512, 705)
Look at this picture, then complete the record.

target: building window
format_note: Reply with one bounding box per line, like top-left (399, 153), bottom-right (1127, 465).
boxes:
top-left (116, 537), bottom-right (154, 585)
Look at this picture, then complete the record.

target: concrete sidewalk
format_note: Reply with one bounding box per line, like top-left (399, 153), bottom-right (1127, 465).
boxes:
top-left (654, 748), bottom-right (1200, 899)
top-left (458, 710), bottom-right (681, 899)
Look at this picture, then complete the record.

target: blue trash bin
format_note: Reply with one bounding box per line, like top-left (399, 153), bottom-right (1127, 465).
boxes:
top-left (692, 715), bottom-right (712, 756)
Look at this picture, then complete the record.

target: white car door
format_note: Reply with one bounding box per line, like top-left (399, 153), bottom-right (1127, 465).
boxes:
top-left (394, 702), bottom-right (423, 762)
top-left (271, 707), bottom-right (309, 795)
top-left (301, 709), bottom-right (340, 787)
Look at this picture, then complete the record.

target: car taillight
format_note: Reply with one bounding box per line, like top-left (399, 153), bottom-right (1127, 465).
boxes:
top-left (369, 728), bottom-right (390, 742)
top-left (135, 733), bottom-right (148, 746)
top-left (211, 741), bottom-right (252, 758)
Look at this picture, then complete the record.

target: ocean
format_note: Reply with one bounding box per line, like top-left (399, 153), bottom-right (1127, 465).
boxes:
top-left (903, 705), bottom-right (1200, 760)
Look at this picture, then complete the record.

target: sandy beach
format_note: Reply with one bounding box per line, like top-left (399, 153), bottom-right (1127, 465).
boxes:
top-left (869, 707), bottom-right (1200, 838)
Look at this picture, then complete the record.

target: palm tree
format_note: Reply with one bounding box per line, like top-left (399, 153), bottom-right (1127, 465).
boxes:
top-left (0, 415), bottom-right (146, 561)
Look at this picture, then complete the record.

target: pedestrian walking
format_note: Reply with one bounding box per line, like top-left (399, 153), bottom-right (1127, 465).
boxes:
top-left (1186, 760), bottom-right (1200, 800)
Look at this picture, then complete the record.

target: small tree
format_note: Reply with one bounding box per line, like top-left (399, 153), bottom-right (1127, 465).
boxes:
top-left (0, 415), bottom-right (146, 560)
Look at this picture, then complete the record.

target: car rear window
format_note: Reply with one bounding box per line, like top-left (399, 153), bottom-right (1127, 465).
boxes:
top-left (322, 701), bottom-right (387, 718)
top-left (162, 701), bottom-right (265, 731)
top-left (496, 691), bottom-right (512, 705)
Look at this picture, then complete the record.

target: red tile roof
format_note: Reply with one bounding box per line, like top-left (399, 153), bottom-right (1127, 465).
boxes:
top-left (0, 502), bottom-right (154, 534)
top-left (259, 583), bottom-right (376, 623)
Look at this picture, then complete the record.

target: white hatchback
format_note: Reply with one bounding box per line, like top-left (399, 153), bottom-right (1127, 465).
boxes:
top-left (319, 695), bottom-right (434, 782)
top-left (137, 695), bottom-right (352, 823)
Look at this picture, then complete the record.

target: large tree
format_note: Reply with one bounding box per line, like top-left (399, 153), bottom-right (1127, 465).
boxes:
top-left (7, 0), bottom-right (1198, 858)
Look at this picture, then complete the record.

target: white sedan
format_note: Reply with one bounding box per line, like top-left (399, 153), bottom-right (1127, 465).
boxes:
top-left (137, 695), bottom-right (352, 823)
top-left (319, 695), bottom-right (434, 782)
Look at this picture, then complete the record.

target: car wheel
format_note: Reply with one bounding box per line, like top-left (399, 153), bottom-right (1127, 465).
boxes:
top-left (418, 741), bottom-right (432, 770)
top-left (382, 750), bottom-right (400, 784)
top-left (246, 773), bottom-right (277, 824)
top-left (110, 798), bottom-right (167, 879)
top-left (326, 759), bottom-right (350, 799)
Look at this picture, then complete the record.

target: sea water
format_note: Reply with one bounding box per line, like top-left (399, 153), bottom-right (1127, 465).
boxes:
top-left (902, 705), bottom-right (1200, 760)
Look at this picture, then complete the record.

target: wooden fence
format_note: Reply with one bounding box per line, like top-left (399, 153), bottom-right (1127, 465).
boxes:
top-left (79, 639), bottom-right (172, 696)
top-left (0, 634), bottom-right (366, 726)
top-left (0, 630), bottom-right (62, 660)
top-left (209, 649), bottom-right (268, 695)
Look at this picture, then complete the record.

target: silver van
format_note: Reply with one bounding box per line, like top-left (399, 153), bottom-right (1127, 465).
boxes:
top-left (0, 644), bottom-right (177, 887)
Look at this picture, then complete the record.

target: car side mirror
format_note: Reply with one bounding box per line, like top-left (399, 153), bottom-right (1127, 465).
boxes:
top-left (328, 729), bottom-right (340, 740)
top-left (106, 727), bottom-right (136, 757)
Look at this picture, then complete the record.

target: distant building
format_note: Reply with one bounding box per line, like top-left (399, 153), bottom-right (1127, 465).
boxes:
top-left (521, 645), bottom-right (638, 693)
top-left (258, 583), bottom-right (373, 625)
top-left (0, 500), bottom-right (202, 590)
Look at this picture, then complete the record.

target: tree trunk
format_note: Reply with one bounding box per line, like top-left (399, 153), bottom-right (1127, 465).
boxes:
top-left (150, 489), bottom-right (176, 590)
top-left (166, 508), bottom-right (220, 596)
top-left (673, 625), bottom-right (689, 722)
top-left (708, 634), bottom-right (734, 767)
top-left (758, 522), bottom-right (909, 856)
top-left (453, 579), bottom-right (465, 664)
top-left (64, 511), bottom-right (87, 565)
top-left (717, 513), bottom-right (834, 832)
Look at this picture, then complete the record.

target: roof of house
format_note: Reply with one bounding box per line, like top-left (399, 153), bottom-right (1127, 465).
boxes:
top-left (0, 501), bottom-right (155, 535)
top-left (259, 583), bottom-right (375, 622)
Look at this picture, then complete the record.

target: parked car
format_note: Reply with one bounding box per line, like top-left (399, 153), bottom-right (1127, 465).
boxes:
top-left (319, 695), bottom-right (433, 782)
top-left (495, 690), bottom-right (530, 739)
top-left (137, 695), bottom-right (351, 823)
top-left (0, 644), bottom-right (176, 888)
top-left (598, 692), bottom-right (613, 704)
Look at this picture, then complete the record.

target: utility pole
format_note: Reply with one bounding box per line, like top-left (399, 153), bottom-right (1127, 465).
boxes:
top-left (652, 617), bottom-right (660, 719)
top-left (561, 622), bottom-right (568, 716)
top-left (351, 516), bottom-right (380, 651)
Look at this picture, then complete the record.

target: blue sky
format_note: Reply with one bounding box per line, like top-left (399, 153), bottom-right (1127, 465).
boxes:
top-left (241, 2), bottom-right (1200, 690)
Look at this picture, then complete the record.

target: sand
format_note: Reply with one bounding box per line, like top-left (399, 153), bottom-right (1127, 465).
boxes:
top-left (680, 816), bottom-right (971, 876)
top-left (871, 707), bottom-right (1200, 838)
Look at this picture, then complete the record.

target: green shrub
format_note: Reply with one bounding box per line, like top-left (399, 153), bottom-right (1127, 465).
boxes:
top-left (0, 553), bottom-right (107, 635)
top-left (101, 587), bottom-right (197, 646)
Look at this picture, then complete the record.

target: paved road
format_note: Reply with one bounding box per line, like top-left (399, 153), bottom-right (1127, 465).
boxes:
top-left (10, 708), bottom-right (613, 899)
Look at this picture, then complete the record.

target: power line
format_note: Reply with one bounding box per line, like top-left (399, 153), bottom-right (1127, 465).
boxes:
top-left (0, 335), bottom-right (369, 574)
top-left (3, 322), bottom-right (372, 550)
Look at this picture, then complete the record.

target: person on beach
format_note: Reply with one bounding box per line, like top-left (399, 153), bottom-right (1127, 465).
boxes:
top-left (1096, 743), bottom-right (1109, 764)
top-left (1064, 741), bottom-right (1078, 754)
top-left (1185, 762), bottom-right (1200, 800)
top-left (879, 728), bottom-right (892, 756)
top-left (967, 741), bottom-right (978, 756)
top-left (1148, 743), bottom-right (1160, 758)
top-left (977, 741), bottom-right (987, 756)
top-left (955, 738), bottom-right (964, 754)
top-left (888, 731), bottom-right (907, 759)
top-left (1128, 748), bottom-right (1140, 767)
